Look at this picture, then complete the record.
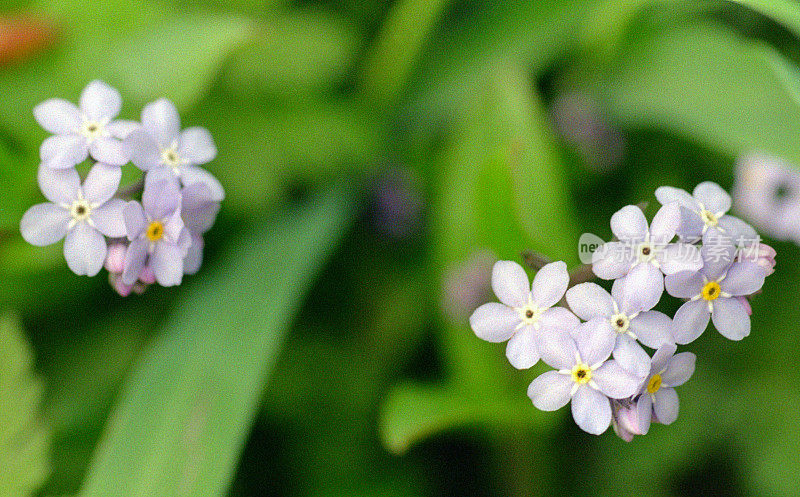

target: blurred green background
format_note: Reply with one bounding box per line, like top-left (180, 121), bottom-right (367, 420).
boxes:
top-left (1, 0), bottom-right (800, 495)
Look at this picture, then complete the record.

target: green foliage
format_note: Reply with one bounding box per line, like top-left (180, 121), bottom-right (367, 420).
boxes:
top-left (0, 314), bottom-right (51, 497)
top-left (77, 186), bottom-right (356, 497)
top-left (602, 22), bottom-right (800, 165)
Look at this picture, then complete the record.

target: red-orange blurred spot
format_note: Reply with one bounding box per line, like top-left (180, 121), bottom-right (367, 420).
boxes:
top-left (0, 15), bottom-right (58, 67)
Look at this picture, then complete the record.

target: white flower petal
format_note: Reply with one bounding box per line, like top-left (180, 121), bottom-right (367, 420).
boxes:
top-left (655, 186), bottom-right (696, 209)
top-left (20, 203), bottom-right (70, 246)
top-left (33, 98), bottom-right (81, 134)
top-left (653, 387), bottom-right (680, 425)
top-left (83, 163), bottom-right (122, 205)
top-left (672, 300), bottom-right (710, 345)
top-left (91, 199), bottom-right (127, 238)
top-left (64, 223), bottom-right (107, 276)
top-left (628, 310), bottom-right (673, 349)
top-left (40, 134), bottom-right (88, 169)
top-left (720, 261), bottom-right (765, 296)
top-left (125, 129), bottom-right (162, 171)
top-left (181, 182), bottom-right (220, 233)
top-left (37, 165), bottom-right (79, 205)
top-left (658, 243), bottom-right (702, 275)
top-left (491, 260), bottom-right (530, 308)
top-left (141, 98), bottom-right (180, 146)
top-left (122, 238), bottom-right (148, 285)
top-left (184, 233), bottom-right (204, 275)
top-left (539, 307), bottom-right (580, 333)
top-left (610, 205), bottom-right (648, 242)
top-left (693, 181), bottom-right (730, 214)
top-left (571, 386), bottom-right (611, 435)
top-left (612, 335), bottom-right (651, 378)
top-left (636, 395), bottom-right (653, 435)
top-left (701, 234), bottom-right (736, 280)
top-left (106, 119), bottom-right (141, 139)
top-left (661, 352), bottom-right (696, 387)
top-left (536, 329), bottom-right (578, 370)
top-left (178, 127), bottom-right (217, 165)
top-left (530, 261), bottom-right (568, 308)
top-left (79, 80), bottom-right (122, 120)
top-left (123, 201), bottom-right (147, 240)
top-left (566, 282), bottom-right (615, 321)
top-left (592, 241), bottom-right (634, 279)
top-left (593, 359), bottom-right (644, 398)
top-left (650, 343), bottom-right (677, 374)
top-left (527, 371), bottom-right (573, 412)
top-left (574, 319), bottom-right (616, 366)
top-left (179, 166), bottom-right (225, 202)
top-left (664, 269), bottom-right (704, 299)
top-left (711, 297), bottom-right (750, 340)
top-left (506, 327), bottom-right (540, 369)
top-left (469, 303), bottom-right (520, 343)
top-left (625, 263), bottom-right (663, 311)
top-left (649, 202), bottom-right (680, 242)
top-left (152, 241), bottom-right (185, 286)
top-left (90, 137), bottom-right (129, 166)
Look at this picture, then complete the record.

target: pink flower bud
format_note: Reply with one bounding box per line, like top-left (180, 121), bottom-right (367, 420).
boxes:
top-left (139, 264), bottom-right (156, 285)
top-left (104, 243), bottom-right (127, 274)
top-left (108, 272), bottom-right (134, 297)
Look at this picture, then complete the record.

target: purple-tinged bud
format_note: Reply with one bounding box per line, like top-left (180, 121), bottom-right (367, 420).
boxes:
top-left (139, 265), bottom-right (156, 285)
top-left (104, 243), bottom-right (127, 273)
top-left (108, 272), bottom-right (134, 297)
top-left (611, 400), bottom-right (646, 442)
top-left (737, 242), bottom-right (776, 276)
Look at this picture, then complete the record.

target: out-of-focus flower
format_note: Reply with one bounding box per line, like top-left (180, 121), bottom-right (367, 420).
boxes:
top-left (20, 164), bottom-right (126, 276)
top-left (469, 260), bottom-right (579, 369)
top-left (733, 153), bottom-right (800, 242)
top-left (441, 249), bottom-right (496, 322)
top-left (370, 166), bottom-right (425, 240)
top-left (181, 182), bottom-right (220, 275)
top-left (527, 325), bottom-right (642, 435)
top-left (125, 98), bottom-right (224, 201)
top-left (122, 179), bottom-right (190, 287)
top-left (33, 80), bottom-right (134, 169)
top-left (592, 203), bottom-right (701, 310)
top-left (550, 91), bottom-right (625, 172)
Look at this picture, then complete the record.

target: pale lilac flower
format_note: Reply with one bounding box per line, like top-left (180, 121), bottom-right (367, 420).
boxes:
top-left (125, 98), bottom-right (224, 201)
top-left (566, 274), bottom-right (673, 377)
top-left (122, 179), bottom-right (190, 287)
top-left (634, 343), bottom-right (696, 432)
top-left (442, 250), bottom-right (496, 323)
top-left (469, 260), bottom-right (579, 369)
top-left (665, 240), bottom-right (766, 343)
top-left (527, 324), bottom-right (642, 435)
top-left (592, 203), bottom-right (702, 309)
top-left (33, 80), bottom-right (134, 169)
top-left (20, 164), bottom-right (126, 276)
top-left (733, 153), bottom-right (800, 242)
top-left (181, 182), bottom-right (220, 275)
top-left (655, 182), bottom-right (757, 244)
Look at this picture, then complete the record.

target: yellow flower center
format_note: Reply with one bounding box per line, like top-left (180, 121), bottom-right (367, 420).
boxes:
top-left (146, 221), bottom-right (164, 242)
top-left (571, 363), bottom-right (592, 385)
top-left (700, 209), bottom-right (719, 227)
top-left (701, 281), bottom-right (721, 301)
top-left (647, 374), bottom-right (662, 394)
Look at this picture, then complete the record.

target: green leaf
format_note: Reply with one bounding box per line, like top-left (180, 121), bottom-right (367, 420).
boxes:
top-left (727, 0), bottom-right (800, 38)
top-left (106, 13), bottom-right (255, 111)
top-left (380, 66), bottom-right (577, 453)
top-left (602, 23), bottom-right (800, 165)
top-left (361, 0), bottom-right (453, 103)
top-left (0, 313), bottom-right (51, 497)
top-left (222, 10), bottom-right (358, 98)
top-left (78, 185), bottom-right (357, 497)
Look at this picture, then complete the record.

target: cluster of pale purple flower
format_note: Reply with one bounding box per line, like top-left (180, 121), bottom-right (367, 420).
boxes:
top-left (469, 182), bottom-right (776, 438)
top-left (19, 81), bottom-right (223, 295)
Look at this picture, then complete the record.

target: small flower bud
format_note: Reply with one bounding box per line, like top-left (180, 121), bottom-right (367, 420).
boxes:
top-left (139, 265), bottom-right (156, 285)
top-left (108, 272), bottom-right (134, 297)
top-left (104, 243), bottom-right (127, 274)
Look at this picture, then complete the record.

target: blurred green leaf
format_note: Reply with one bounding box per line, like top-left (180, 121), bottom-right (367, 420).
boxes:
top-left (78, 184), bottom-right (357, 497)
top-left (361, 0), bottom-right (452, 104)
top-left (107, 13), bottom-right (255, 111)
top-left (0, 313), bottom-right (51, 497)
top-left (728, 0), bottom-right (800, 37)
top-left (602, 23), bottom-right (800, 165)
top-left (222, 10), bottom-right (358, 98)
top-left (381, 66), bottom-right (578, 454)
